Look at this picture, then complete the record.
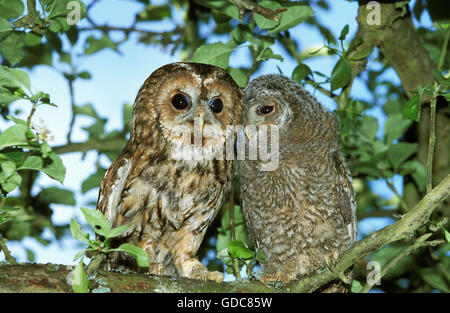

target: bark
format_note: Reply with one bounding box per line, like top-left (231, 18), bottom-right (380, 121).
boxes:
top-left (1, 175), bottom-right (448, 293)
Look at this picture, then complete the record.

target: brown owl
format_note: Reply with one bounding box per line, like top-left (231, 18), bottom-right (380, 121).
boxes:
top-left (237, 74), bottom-right (357, 291)
top-left (96, 62), bottom-right (244, 282)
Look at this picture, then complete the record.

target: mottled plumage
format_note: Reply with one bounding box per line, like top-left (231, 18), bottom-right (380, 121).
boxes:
top-left (238, 74), bottom-right (357, 291)
top-left (96, 62), bottom-right (243, 282)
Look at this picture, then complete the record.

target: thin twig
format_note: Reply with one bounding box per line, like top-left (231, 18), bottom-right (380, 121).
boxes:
top-left (426, 27), bottom-right (450, 193)
top-left (231, 0), bottom-right (286, 21)
top-left (0, 238), bottom-right (18, 265)
top-left (66, 74), bottom-right (76, 144)
top-left (385, 179), bottom-right (409, 213)
top-left (360, 234), bottom-right (444, 293)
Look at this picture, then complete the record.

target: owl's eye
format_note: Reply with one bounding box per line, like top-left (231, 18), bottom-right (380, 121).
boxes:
top-left (209, 98), bottom-right (223, 114)
top-left (258, 105), bottom-right (275, 115)
top-left (171, 93), bottom-right (191, 110)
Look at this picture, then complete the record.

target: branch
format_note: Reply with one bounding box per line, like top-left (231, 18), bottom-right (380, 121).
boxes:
top-left (1, 175), bottom-right (448, 293)
top-left (231, 0), bottom-right (287, 21)
top-left (52, 138), bottom-right (127, 155)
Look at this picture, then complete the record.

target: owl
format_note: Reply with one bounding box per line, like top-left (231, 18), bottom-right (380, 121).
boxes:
top-left (237, 74), bottom-right (357, 291)
top-left (96, 62), bottom-right (244, 282)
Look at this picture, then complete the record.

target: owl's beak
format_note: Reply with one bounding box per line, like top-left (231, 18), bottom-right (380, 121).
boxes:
top-left (244, 127), bottom-right (252, 140)
top-left (196, 115), bottom-right (204, 132)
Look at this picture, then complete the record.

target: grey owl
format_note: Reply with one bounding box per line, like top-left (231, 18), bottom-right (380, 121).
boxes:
top-left (96, 62), bottom-right (244, 282)
top-left (237, 74), bottom-right (357, 291)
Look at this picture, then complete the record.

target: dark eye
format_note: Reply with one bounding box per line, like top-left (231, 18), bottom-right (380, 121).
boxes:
top-left (171, 93), bottom-right (191, 110)
top-left (209, 98), bottom-right (223, 114)
top-left (258, 105), bottom-right (275, 115)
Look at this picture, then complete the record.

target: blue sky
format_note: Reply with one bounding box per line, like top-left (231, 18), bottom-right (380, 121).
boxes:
top-left (1, 0), bottom-right (433, 268)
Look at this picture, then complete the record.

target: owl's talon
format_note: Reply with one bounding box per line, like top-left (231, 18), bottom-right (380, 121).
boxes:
top-left (148, 263), bottom-right (164, 276)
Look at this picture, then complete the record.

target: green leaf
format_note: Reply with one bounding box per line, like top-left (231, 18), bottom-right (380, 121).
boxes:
top-left (84, 35), bottom-right (118, 55)
top-left (228, 240), bottom-right (254, 259)
top-left (384, 114), bottom-right (412, 143)
top-left (400, 161), bottom-right (427, 192)
top-left (403, 94), bottom-right (421, 122)
top-left (193, 0), bottom-right (240, 20)
top-left (81, 167), bottom-right (106, 194)
top-left (441, 227), bottom-right (450, 243)
top-left (350, 47), bottom-right (373, 61)
top-left (77, 71), bottom-right (91, 80)
top-left (387, 142), bottom-right (418, 170)
top-left (0, 32), bottom-right (25, 65)
top-left (70, 218), bottom-right (89, 243)
top-left (351, 280), bottom-right (363, 293)
top-left (18, 150), bottom-right (66, 184)
top-left (0, 124), bottom-right (29, 148)
top-left (0, 171), bottom-right (21, 193)
top-left (0, 18), bottom-right (12, 32)
top-left (338, 24), bottom-right (349, 41)
top-left (0, 65), bottom-right (31, 91)
top-left (330, 56), bottom-right (351, 91)
top-left (268, 2), bottom-right (314, 34)
top-left (420, 268), bottom-right (450, 292)
top-left (0, 160), bottom-right (16, 178)
top-left (24, 32), bottom-right (42, 46)
top-left (137, 4), bottom-right (171, 21)
top-left (108, 224), bottom-right (129, 238)
top-left (80, 207), bottom-right (110, 238)
top-left (0, 0), bottom-right (24, 19)
top-left (72, 259), bottom-right (89, 293)
top-left (74, 103), bottom-right (99, 118)
top-left (360, 115), bottom-right (379, 140)
top-left (253, 1), bottom-right (281, 30)
top-left (292, 64), bottom-right (312, 82)
top-left (192, 42), bottom-right (235, 69)
top-left (38, 187), bottom-right (76, 206)
top-left (111, 243), bottom-right (150, 268)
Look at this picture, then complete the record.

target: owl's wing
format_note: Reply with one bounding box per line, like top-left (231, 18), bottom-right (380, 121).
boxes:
top-left (96, 150), bottom-right (133, 225)
top-left (333, 150), bottom-right (357, 243)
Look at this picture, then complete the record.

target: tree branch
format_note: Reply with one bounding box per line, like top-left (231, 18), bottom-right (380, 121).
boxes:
top-left (1, 175), bottom-right (448, 293)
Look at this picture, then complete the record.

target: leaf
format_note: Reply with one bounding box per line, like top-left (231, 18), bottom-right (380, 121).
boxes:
top-left (0, 160), bottom-right (16, 178)
top-left (330, 56), bottom-right (351, 91)
top-left (403, 94), bottom-right (421, 122)
top-left (38, 187), bottom-right (76, 206)
top-left (0, 18), bottom-right (12, 32)
top-left (137, 4), bottom-right (171, 21)
top-left (384, 114), bottom-right (412, 143)
top-left (400, 161), bottom-right (427, 192)
top-left (0, 172), bottom-right (21, 193)
top-left (351, 280), bottom-right (363, 293)
top-left (108, 224), bottom-right (129, 238)
top-left (112, 243), bottom-right (150, 268)
top-left (338, 24), bottom-right (349, 41)
top-left (228, 240), bottom-right (254, 259)
top-left (360, 115), bottom-right (379, 140)
top-left (80, 207), bottom-right (110, 238)
top-left (193, 0), bottom-right (240, 20)
top-left (70, 218), bottom-right (89, 243)
top-left (192, 42), bottom-right (234, 69)
top-left (387, 142), bottom-right (418, 170)
top-left (350, 47), bottom-right (373, 61)
top-left (81, 167), bottom-right (106, 194)
top-left (441, 227), bottom-right (450, 243)
top-left (84, 35), bottom-right (117, 55)
top-left (0, 124), bottom-right (29, 148)
top-left (72, 259), bottom-right (89, 293)
top-left (18, 150), bottom-right (66, 184)
top-left (0, 65), bottom-right (31, 91)
top-left (74, 103), bottom-right (99, 118)
top-left (0, 32), bottom-right (25, 65)
top-left (292, 64), bottom-right (312, 82)
top-left (420, 268), bottom-right (450, 292)
top-left (0, 0), bottom-right (24, 19)
top-left (268, 2), bottom-right (314, 34)
top-left (24, 32), bottom-right (42, 46)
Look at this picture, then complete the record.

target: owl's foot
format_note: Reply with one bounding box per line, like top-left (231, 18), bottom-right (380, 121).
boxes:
top-left (259, 273), bottom-right (292, 288)
top-left (324, 251), bottom-right (350, 284)
top-left (148, 262), bottom-right (164, 276)
top-left (178, 257), bottom-right (224, 283)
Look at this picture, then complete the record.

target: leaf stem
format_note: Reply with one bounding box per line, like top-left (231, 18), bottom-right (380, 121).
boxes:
top-left (0, 238), bottom-right (18, 265)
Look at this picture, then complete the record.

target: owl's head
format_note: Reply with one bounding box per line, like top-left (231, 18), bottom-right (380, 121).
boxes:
top-left (243, 74), bottom-right (338, 142)
top-left (130, 62), bottom-right (243, 157)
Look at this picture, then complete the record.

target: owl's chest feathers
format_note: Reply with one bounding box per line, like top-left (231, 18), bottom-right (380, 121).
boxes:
top-left (120, 157), bottom-right (232, 235)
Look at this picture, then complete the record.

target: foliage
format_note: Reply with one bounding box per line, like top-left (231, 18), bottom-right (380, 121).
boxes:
top-left (0, 0), bottom-right (449, 293)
